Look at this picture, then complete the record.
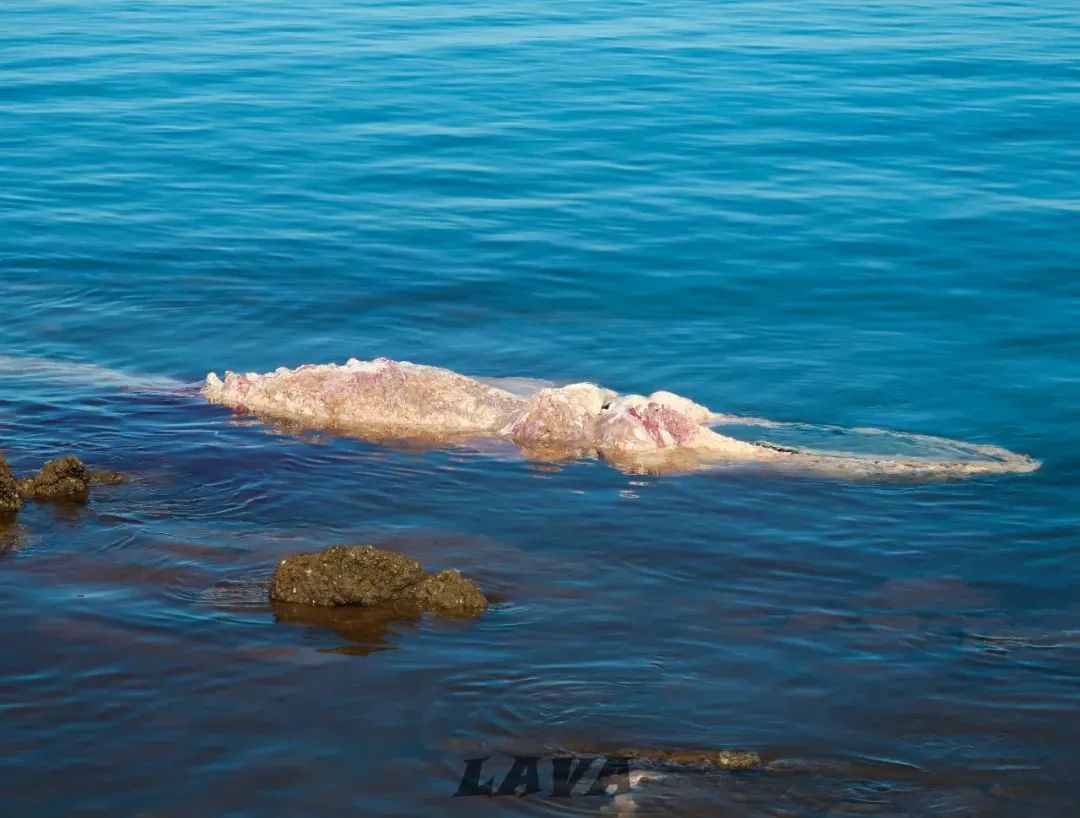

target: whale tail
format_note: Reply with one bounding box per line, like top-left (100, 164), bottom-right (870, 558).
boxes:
top-left (708, 414), bottom-right (1040, 479)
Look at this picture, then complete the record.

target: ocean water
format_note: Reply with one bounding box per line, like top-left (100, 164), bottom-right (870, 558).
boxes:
top-left (1, 0), bottom-right (1079, 815)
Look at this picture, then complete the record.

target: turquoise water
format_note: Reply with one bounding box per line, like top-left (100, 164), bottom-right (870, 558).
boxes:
top-left (2, 1), bottom-right (1078, 815)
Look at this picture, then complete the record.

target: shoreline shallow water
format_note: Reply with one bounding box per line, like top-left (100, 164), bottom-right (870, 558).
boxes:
top-left (2, 362), bottom-right (1076, 815)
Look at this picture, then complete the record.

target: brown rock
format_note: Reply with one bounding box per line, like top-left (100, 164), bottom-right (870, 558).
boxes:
top-left (0, 453), bottom-right (20, 514)
top-left (268, 544), bottom-right (490, 620)
top-left (19, 455), bottom-right (90, 502)
top-left (0, 453), bottom-right (128, 515)
top-left (399, 569), bottom-right (489, 615)
top-left (269, 545), bottom-right (425, 607)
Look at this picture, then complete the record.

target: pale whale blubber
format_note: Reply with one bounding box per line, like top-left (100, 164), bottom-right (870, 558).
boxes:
top-left (203, 358), bottom-right (1039, 480)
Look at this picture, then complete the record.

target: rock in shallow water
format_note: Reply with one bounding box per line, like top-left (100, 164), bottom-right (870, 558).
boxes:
top-left (0, 453), bottom-right (20, 514)
top-left (0, 451), bottom-right (128, 521)
top-left (570, 745), bottom-right (761, 771)
top-left (270, 545), bottom-right (424, 606)
top-left (17, 455), bottom-right (90, 502)
top-left (399, 569), bottom-right (489, 616)
top-left (628, 747), bottom-right (761, 770)
top-left (86, 468), bottom-right (129, 486)
top-left (269, 544), bottom-right (489, 616)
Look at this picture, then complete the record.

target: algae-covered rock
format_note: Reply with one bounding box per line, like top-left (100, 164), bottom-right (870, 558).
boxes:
top-left (0, 453), bottom-right (128, 517)
top-left (18, 455), bottom-right (90, 502)
top-left (269, 545), bottom-right (425, 607)
top-left (399, 569), bottom-right (489, 615)
top-left (0, 453), bottom-right (20, 514)
top-left (268, 544), bottom-right (490, 620)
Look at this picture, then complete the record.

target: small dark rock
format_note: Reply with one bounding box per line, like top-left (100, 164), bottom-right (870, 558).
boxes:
top-left (0, 453), bottom-right (20, 514)
top-left (399, 569), bottom-right (489, 615)
top-left (1, 453), bottom-right (129, 516)
top-left (27, 476), bottom-right (89, 502)
top-left (19, 455), bottom-right (90, 503)
top-left (645, 748), bottom-right (760, 770)
top-left (268, 544), bottom-right (490, 619)
top-left (269, 545), bottom-right (425, 607)
top-left (572, 746), bottom-right (761, 771)
top-left (36, 454), bottom-right (86, 482)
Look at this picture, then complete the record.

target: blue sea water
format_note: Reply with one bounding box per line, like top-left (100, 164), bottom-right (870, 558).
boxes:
top-left (1, 1), bottom-right (1078, 815)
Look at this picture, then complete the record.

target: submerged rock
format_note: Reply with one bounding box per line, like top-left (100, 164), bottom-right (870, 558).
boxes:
top-left (269, 544), bottom-right (490, 616)
top-left (570, 745), bottom-right (761, 771)
top-left (86, 468), bottom-right (129, 486)
top-left (0, 453), bottom-right (20, 514)
top-left (626, 747), bottom-right (761, 771)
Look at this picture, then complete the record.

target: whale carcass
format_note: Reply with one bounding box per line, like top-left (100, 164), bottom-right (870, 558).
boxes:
top-left (203, 358), bottom-right (1039, 479)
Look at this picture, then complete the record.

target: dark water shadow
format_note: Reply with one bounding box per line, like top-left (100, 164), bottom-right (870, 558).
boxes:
top-left (0, 515), bottom-right (21, 555)
top-left (270, 599), bottom-right (425, 657)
